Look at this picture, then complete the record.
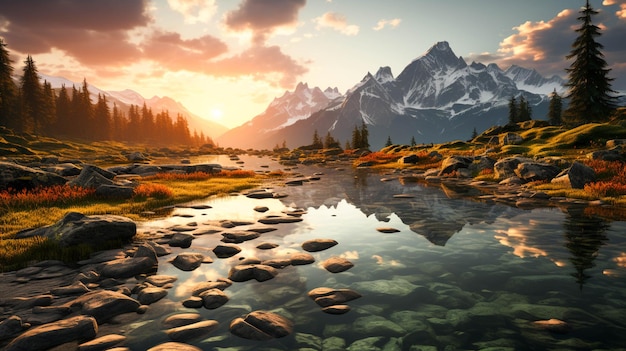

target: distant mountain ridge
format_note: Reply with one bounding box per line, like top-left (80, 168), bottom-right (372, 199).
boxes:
top-left (39, 74), bottom-right (229, 139)
top-left (218, 41), bottom-right (567, 150)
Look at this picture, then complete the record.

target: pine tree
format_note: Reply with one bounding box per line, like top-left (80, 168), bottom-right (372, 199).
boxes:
top-left (471, 127), bottom-right (478, 140)
top-left (55, 85), bottom-right (71, 136)
top-left (41, 80), bottom-right (56, 134)
top-left (548, 89), bottom-right (563, 125)
top-left (563, 0), bottom-right (616, 124)
top-left (324, 131), bottom-right (339, 149)
top-left (79, 79), bottom-right (95, 138)
top-left (0, 39), bottom-right (19, 130)
top-left (385, 136), bottom-right (393, 147)
top-left (311, 129), bottom-right (323, 149)
top-left (359, 122), bottom-right (370, 149)
top-left (351, 125), bottom-right (361, 149)
top-left (410, 136), bottom-right (416, 146)
top-left (518, 96), bottom-right (532, 122)
top-left (93, 94), bottom-right (111, 140)
top-left (20, 55), bottom-right (44, 134)
top-left (508, 96), bottom-right (518, 124)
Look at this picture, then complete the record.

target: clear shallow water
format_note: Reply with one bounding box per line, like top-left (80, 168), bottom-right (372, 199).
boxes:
top-left (121, 157), bottom-right (626, 350)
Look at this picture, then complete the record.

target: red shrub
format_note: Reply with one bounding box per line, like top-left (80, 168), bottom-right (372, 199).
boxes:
top-left (133, 184), bottom-right (173, 199)
top-left (0, 185), bottom-right (96, 209)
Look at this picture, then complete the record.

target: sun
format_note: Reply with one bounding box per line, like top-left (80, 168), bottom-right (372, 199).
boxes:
top-left (210, 108), bottom-right (223, 120)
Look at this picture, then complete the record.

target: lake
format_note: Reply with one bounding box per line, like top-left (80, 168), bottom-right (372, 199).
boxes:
top-left (121, 155), bottom-right (626, 350)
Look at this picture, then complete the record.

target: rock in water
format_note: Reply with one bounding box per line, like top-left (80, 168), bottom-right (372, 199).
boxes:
top-left (4, 315), bottom-right (97, 351)
top-left (230, 311), bottom-right (293, 340)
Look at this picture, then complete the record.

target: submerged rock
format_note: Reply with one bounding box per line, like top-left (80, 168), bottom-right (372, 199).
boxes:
top-left (229, 311), bottom-right (293, 340)
top-left (166, 320), bottom-right (219, 342)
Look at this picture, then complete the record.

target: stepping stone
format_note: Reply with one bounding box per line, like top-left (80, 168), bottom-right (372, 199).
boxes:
top-left (321, 257), bottom-right (354, 273)
top-left (170, 253), bottom-right (206, 271)
top-left (213, 244), bottom-right (242, 258)
top-left (301, 239), bottom-right (338, 252)
top-left (376, 227), bottom-right (400, 233)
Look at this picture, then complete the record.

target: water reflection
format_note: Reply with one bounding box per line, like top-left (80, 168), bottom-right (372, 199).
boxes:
top-left (130, 156), bottom-right (626, 349)
top-left (562, 206), bottom-right (610, 289)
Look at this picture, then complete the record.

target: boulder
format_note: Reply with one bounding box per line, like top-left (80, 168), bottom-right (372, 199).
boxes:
top-left (290, 252), bottom-right (315, 265)
top-left (147, 342), bottom-right (202, 351)
top-left (301, 239), bottom-right (338, 252)
top-left (229, 311), bottom-right (293, 340)
top-left (162, 313), bottom-right (203, 328)
top-left (0, 161), bottom-right (67, 191)
top-left (98, 256), bottom-right (157, 280)
top-left (515, 162), bottom-right (561, 182)
top-left (587, 148), bottom-right (624, 161)
top-left (220, 231), bottom-right (260, 244)
top-left (494, 157), bottom-right (533, 180)
top-left (95, 184), bottom-right (135, 199)
top-left (308, 288), bottom-right (362, 307)
top-left (228, 264), bottom-right (278, 282)
top-left (127, 152), bottom-right (149, 162)
top-left (14, 212), bottom-right (136, 248)
top-left (168, 233), bottom-right (194, 248)
top-left (42, 163), bottom-right (82, 177)
top-left (439, 156), bottom-right (472, 176)
top-left (500, 132), bottom-right (524, 145)
top-left (67, 164), bottom-right (117, 188)
top-left (4, 316), bottom-right (97, 351)
top-left (199, 288), bottom-right (229, 309)
top-left (170, 253), bottom-right (205, 271)
top-left (212, 244), bottom-right (242, 258)
top-left (321, 257), bottom-right (354, 273)
top-left (191, 280), bottom-right (232, 296)
top-left (398, 154), bottom-right (419, 164)
top-left (0, 315), bottom-right (28, 341)
top-left (78, 334), bottom-right (126, 351)
top-left (551, 162), bottom-right (596, 189)
top-left (64, 290), bottom-right (141, 323)
top-left (145, 275), bottom-right (178, 287)
top-left (137, 287), bottom-right (168, 305)
top-left (166, 320), bottom-right (219, 342)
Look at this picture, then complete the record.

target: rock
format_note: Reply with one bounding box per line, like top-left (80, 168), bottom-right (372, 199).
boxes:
top-left (146, 241), bottom-right (172, 256)
top-left (322, 305), bottom-right (351, 314)
top-left (0, 161), bottom-right (67, 191)
top-left (147, 342), bottom-right (202, 351)
top-left (500, 132), bottom-right (524, 145)
top-left (78, 334), bottom-right (126, 351)
top-left (212, 244), bottom-right (242, 258)
top-left (246, 190), bottom-right (275, 199)
top-left (551, 161), bottom-right (596, 189)
top-left (64, 290), bottom-right (141, 323)
top-left (290, 252), bottom-right (315, 265)
top-left (168, 233), bottom-right (194, 248)
top-left (0, 315), bottom-right (28, 341)
top-left (138, 287), bottom-right (168, 305)
top-left (190, 280), bottom-right (232, 296)
top-left (162, 313), bottom-right (203, 328)
top-left (532, 318), bottom-right (571, 334)
top-left (352, 279), bottom-right (421, 297)
top-left (258, 215), bottom-right (303, 224)
top-left (228, 264), bottom-right (278, 282)
top-left (376, 227), bottom-right (400, 233)
top-left (229, 311), bottom-right (293, 340)
top-left (182, 297), bottom-right (203, 308)
top-left (515, 162), bottom-right (560, 182)
top-left (256, 242), bottom-right (279, 250)
top-left (99, 256), bottom-right (157, 279)
top-left (127, 152), bottom-right (149, 162)
top-left (398, 154), bottom-right (420, 164)
top-left (353, 315), bottom-right (406, 337)
top-left (587, 148), bottom-right (624, 161)
top-left (321, 257), bottom-right (354, 273)
top-left (15, 212), bottom-right (136, 248)
top-left (166, 320), bottom-right (219, 342)
top-left (220, 231), bottom-right (260, 244)
top-left (494, 157), bottom-right (533, 180)
top-left (4, 316), bottom-right (98, 351)
top-left (145, 275), bottom-right (178, 287)
top-left (199, 288), bottom-right (229, 309)
top-left (50, 281), bottom-right (90, 296)
top-left (308, 288), bottom-right (362, 307)
top-left (68, 164), bottom-right (117, 188)
top-left (439, 156), bottom-right (472, 176)
top-left (170, 253), bottom-right (205, 271)
top-left (302, 239), bottom-right (338, 252)
top-left (253, 206), bottom-right (269, 212)
top-left (42, 163), bottom-right (82, 177)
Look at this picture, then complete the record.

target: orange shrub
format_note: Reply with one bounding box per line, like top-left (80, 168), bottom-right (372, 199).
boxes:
top-left (133, 183), bottom-right (173, 199)
top-left (0, 185), bottom-right (96, 209)
top-left (584, 181), bottom-right (626, 198)
top-left (356, 151), bottom-right (401, 164)
top-left (479, 168), bottom-right (494, 176)
top-left (584, 159), bottom-right (626, 180)
top-left (148, 169), bottom-right (256, 181)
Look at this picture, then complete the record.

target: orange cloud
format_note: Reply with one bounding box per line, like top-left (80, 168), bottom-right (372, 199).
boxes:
top-left (142, 30), bottom-right (228, 71)
top-left (314, 12), bottom-right (359, 36)
top-left (373, 18), bottom-right (402, 31)
top-left (167, 0), bottom-right (217, 24)
top-left (224, 0), bottom-right (305, 44)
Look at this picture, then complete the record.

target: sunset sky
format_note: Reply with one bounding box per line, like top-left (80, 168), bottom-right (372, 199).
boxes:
top-left (0, 0), bottom-right (625, 129)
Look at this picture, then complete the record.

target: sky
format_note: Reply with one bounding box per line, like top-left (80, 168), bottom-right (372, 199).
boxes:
top-left (0, 0), bottom-right (625, 130)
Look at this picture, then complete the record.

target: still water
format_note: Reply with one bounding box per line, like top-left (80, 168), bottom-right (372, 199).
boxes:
top-left (122, 156), bottom-right (626, 350)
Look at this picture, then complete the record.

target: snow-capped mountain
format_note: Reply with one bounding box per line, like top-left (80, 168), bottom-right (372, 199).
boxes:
top-left (217, 82), bottom-right (341, 147)
top-left (218, 41), bottom-right (567, 150)
top-left (39, 74), bottom-right (229, 138)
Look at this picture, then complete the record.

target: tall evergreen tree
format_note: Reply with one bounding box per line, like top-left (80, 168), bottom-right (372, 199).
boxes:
top-left (20, 55), bottom-right (44, 134)
top-left (563, 0), bottom-right (616, 124)
top-left (0, 39), bottom-right (19, 130)
top-left (518, 96), bottom-right (532, 122)
top-left (93, 94), bottom-right (111, 140)
top-left (351, 125), bottom-right (361, 149)
top-left (359, 122), bottom-right (370, 150)
top-left (410, 136), bottom-right (416, 146)
top-left (41, 80), bottom-right (56, 134)
top-left (508, 96), bottom-right (518, 124)
top-left (311, 129), bottom-right (323, 149)
top-left (385, 136), bottom-right (393, 147)
top-left (548, 89), bottom-right (563, 125)
top-left (55, 84), bottom-right (71, 136)
top-left (79, 79), bottom-right (95, 138)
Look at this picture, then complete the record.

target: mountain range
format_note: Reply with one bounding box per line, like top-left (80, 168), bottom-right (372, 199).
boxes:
top-left (218, 41), bottom-right (567, 150)
top-left (40, 74), bottom-right (229, 139)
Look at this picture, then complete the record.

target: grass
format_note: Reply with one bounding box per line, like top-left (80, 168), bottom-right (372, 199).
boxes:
top-left (0, 170), bottom-right (264, 271)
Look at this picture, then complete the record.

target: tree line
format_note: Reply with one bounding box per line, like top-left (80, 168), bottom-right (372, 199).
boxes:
top-left (0, 40), bottom-right (212, 146)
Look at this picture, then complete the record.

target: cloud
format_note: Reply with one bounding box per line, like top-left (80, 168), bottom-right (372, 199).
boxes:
top-left (224, 0), bottom-right (306, 43)
top-left (205, 45), bottom-right (308, 88)
top-left (142, 30), bottom-right (228, 71)
top-left (313, 12), bottom-right (359, 36)
top-left (0, 0), bottom-right (150, 64)
top-left (373, 18), bottom-right (401, 31)
top-left (167, 0), bottom-right (217, 24)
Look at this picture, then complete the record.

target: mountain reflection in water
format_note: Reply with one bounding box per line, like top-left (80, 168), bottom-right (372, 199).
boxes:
top-left (130, 156), bottom-right (626, 350)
